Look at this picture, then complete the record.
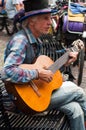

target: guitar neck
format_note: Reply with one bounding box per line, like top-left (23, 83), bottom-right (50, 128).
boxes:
top-left (48, 51), bottom-right (69, 73)
top-left (48, 38), bottom-right (84, 73)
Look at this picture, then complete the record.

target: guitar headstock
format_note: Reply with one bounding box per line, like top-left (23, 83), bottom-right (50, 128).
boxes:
top-left (71, 39), bottom-right (84, 52)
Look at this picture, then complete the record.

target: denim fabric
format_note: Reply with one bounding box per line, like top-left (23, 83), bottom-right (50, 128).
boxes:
top-left (70, 3), bottom-right (86, 14)
top-left (48, 81), bottom-right (86, 130)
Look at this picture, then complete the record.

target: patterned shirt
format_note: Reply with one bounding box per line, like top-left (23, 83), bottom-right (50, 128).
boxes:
top-left (1, 28), bottom-right (42, 83)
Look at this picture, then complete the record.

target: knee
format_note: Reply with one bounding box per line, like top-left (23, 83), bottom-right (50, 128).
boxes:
top-left (77, 87), bottom-right (86, 100)
top-left (68, 102), bottom-right (84, 119)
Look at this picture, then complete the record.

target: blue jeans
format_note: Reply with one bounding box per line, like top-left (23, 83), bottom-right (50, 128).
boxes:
top-left (48, 81), bottom-right (86, 130)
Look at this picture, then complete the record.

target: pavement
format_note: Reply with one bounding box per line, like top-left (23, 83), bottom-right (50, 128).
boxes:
top-left (0, 30), bottom-right (86, 92)
top-left (72, 62), bottom-right (86, 92)
top-left (0, 30), bottom-right (10, 70)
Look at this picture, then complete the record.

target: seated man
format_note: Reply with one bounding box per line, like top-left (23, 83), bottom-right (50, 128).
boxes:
top-left (1, 0), bottom-right (86, 130)
top-left (0, 0), bottom-right (7, 14)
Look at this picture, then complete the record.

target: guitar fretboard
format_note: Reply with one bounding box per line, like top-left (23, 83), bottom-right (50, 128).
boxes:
top-left (48, 51), bottom-right (69, 73)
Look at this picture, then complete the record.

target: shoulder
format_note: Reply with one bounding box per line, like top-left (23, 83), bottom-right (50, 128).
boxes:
top-left (13, 30), bottom-right (28, 42)
top-left (7, 30), bottom-right (28, 48)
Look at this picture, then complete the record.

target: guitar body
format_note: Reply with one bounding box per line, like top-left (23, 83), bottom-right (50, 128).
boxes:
top-left (13, 55), bottom-right (62, 113)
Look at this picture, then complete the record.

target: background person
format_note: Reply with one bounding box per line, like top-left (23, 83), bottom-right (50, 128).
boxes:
top-left (0, 0), bottom-right (6, 14)
top-left (5, 0), bottom-right (24, 19)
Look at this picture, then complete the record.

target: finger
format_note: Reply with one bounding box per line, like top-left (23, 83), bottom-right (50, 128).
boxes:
top-left (48, 77), bottom-right (53, 82)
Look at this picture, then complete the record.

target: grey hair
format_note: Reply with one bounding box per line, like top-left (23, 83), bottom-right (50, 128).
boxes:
top-left (22, 18), bottom-right (29, 28)
top-left (22, 16), bottom-right (38, 28)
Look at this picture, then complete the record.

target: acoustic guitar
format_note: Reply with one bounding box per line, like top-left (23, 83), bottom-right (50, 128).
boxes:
top-left (5, 39), bottom-right (84, 113)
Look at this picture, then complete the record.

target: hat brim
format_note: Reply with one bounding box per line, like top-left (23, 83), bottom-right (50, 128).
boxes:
top-left (19, 8), bottom-right (57, 22)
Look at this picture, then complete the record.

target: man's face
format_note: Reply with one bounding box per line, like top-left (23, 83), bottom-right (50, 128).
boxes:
top-left (30, 13), bottom-right (52, 37)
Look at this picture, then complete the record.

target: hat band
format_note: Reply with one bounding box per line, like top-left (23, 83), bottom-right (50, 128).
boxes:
top-left (25, 8), bottom-right (52, 16)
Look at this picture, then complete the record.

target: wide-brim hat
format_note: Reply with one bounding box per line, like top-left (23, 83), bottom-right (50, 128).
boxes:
top-left (19, 0), bottom-right (57, 22)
